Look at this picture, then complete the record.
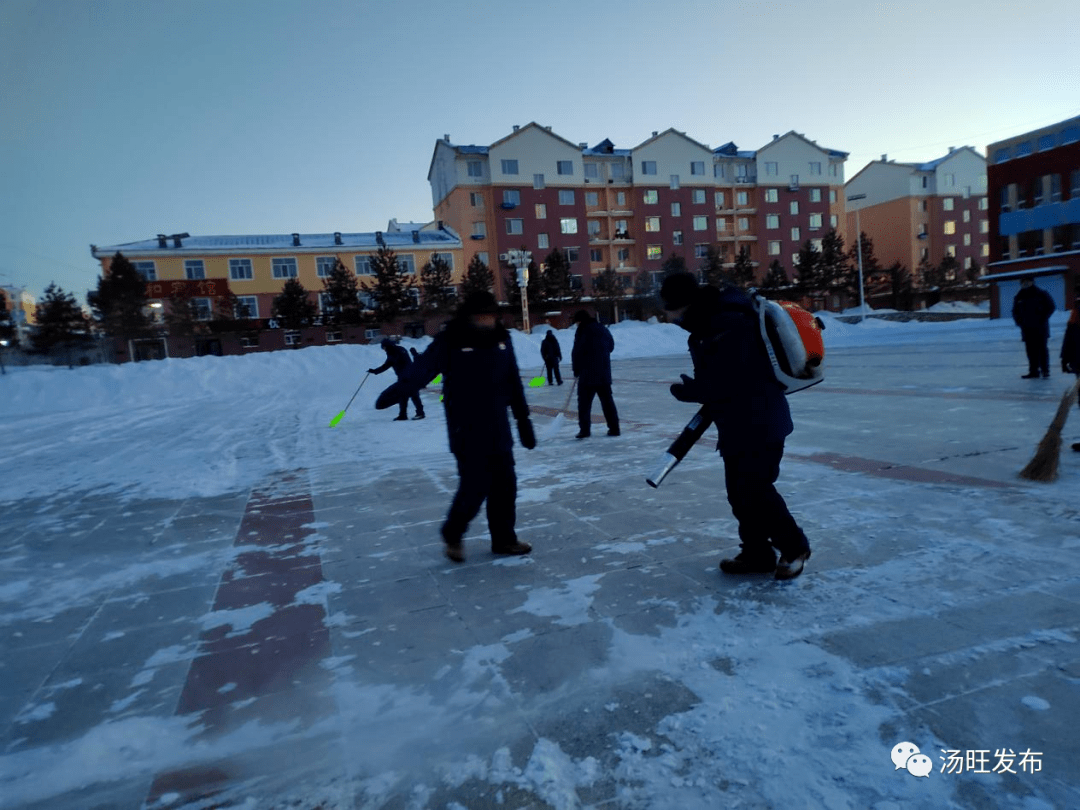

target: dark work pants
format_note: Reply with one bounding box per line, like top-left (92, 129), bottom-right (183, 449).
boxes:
top-left (577, 383), bottom-right (619, 434)
top-left (1023, 337), bottom-right (1049, 375)
top-left (722, 441), bottom-right (809, 560)
top-left (442, 451), bottom-right (517, 547)
top-left (397, 390), bottom-right (424, 418)
top-left (546, 361), bottom-right (562, 385)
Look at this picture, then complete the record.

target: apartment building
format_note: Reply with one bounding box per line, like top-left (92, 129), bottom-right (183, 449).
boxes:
top-left (428, 123), bottom-right (848, 305)
top-left (843, 147), bottom-right (989, 287)
top-left (984, 116), bottom-right (1080, 318)
top-left (90, 225), bottom-right (464, 359)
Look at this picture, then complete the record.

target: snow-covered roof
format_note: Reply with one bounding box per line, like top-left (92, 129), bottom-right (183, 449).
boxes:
top-left (92, 229), bottom-right (461, 259)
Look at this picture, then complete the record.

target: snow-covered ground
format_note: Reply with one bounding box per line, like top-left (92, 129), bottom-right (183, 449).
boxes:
top-left (1, 307), bottom-right (1077, 809)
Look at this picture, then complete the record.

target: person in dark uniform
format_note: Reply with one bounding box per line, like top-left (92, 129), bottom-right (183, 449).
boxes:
top-left (375, 291), bottom-right (535, 562)
top-left (1061, 294), bottom-right (1080, 452)
top-left (1012, 278), bottom-right (1056, 379)
top-left (660, 272), bottom-right (811, 580)
top-left (369, 338), bottom-right (425, 420)
top-left (570, 310), bottom-right (619, 439)
top-left (541, 329), bottom-right (563, 386)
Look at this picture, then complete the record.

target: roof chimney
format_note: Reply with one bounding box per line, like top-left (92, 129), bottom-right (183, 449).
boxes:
top-left (773, 134), bottom-right (779, 141)
top-left (513, 125), bottom-right (520, 132)
top-left (411, 230), bottom-right (420, 243)
top-left (444, 133), bottom-right (450, 142)
top-left (652, 131), bottom-right (658, 137)
top-left (948, 146), bottom-right (955, 152)
top-left (881, 154), bottom-right (887, 161)
top-left (292, 233), bottom-right (301, 246)
top-left (157, 234), bottom-right (167, 248)
top-left (334, 232), bottom-right (342, 245)
top-left (376, 231), bottom-right (385, 246)
top-left (172, 234), bottom-right (183, 248)
top-left (579, 142), bottom-right (587, 149)
top-left (437, 220), bottom-right (444, 230)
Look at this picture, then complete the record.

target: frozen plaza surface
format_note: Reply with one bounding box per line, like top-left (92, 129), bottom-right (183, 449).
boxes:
top-left (1, 313), bottom-right (1078, 809)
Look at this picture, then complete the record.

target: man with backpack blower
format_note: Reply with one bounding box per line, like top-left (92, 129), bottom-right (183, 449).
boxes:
top-left (659, 273), bottom-right (812, 580)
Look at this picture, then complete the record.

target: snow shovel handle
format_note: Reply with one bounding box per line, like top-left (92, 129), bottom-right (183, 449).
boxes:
top-left (342, 372), bottom-right (371, 412)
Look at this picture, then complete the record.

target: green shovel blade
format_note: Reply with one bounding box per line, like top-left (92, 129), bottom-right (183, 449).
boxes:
top-left (329, 411), bottom-right (345, 427)
top-left (528, 376), bottom-right (546, 388)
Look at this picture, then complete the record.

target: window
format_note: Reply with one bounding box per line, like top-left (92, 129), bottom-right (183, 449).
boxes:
top-left (560, 218), bottom-right (578, 234)
top-left (1072, 170), bottom-right (1080, 197)
top-left (558, 189), bottom-right (575, 205)
top-left (737, 217), bottom-right (749, 231)
top-left (618, 248), bottom-right (630, 261)
top-left (569, 274), bottom-right (583, 291)
top-left (647, 245), bottom-right (662, 260)
top-left (979, 197), bottom-right (988, 210)
top-left (641, 160), bottom-right (657, 175)
top-left (1051, 174), bottom-right (1062, 202)
top-left (735, 164), bottom-right (748, 177)
top-left (590, 248), bottom-right (602, 262)
top-left (643, 189), bottom-right (658, 204)
top-left (789, 201), bottom-right (799, 215)
top-left (809, 188), bottom-right (821, 202)
top-left (316, 256), bottom-right (336, 277)
top-left (506, 219), bottom-right (523, 235)
top-left (133, 260), bottom-right (156, 281)
top-left (809, 213), bottom-right (822, 229)
top-left (830, 215), bottom-right (838, 228)
top-left (534, 174), bottom-right (545, 190)
top-left (670, 175), bottom-right (680, 190)
top-left (946, 245), bottom-right (956, 258)
top-left (809, 162), bottom-right (822, 175)
top-left (715, 164), bottom-right (725, 178)
top-left (355, 256), bottom-right (372, 275)
top-left (922, 176), bottom-right (929, 188)
top-left (693, 216), bottom-right (708, 231)
top-left (829, 190), bottom-right (837, 203)
top-left (737, 191), bottom-right (749, 206)
top-left (964, 257), bottom-right (973, 270)
top-left (477, 252), bottom-right (489, 266)
top-left (611, 163), bottom-right (626, 180)
top-left (692, 189), bottom-right (706, 204)
top-left (538, 233), bottom-right (549, 249)
top-left (193, 298), bottom-right (212, 321)
top-left (645, 216), bottom-right (661, 232)
top-left (586, 192), bottom-right (599, 206)
top-left (398, 255), bottom-right (416, 274)
top-left (694, 244), bottom-right (709, 259)
top-left (982, 243), bottom-right (991, 257)
top-left (673, 230), bottom-right (683, 245)
top-left (185, 259), bottom-right (206, 280)
top-left (980, 220), bottom-right (989, 234)
top-left (811, 238), bottom-right (823, 252)
top-left (1033, 178), bottom-right (1044, 206)
top-left (944, 221), bottom-right (956, 235)
top-left (535, 203), bottom-right (547, 219)
top-left (467, 161), bottom-right (482, 177)
top-left (691, 161), bottom-right (705, 175)
top-left (503, 189), bottom-right (520, 206)
top-left (765, 189), bottom-right (778, 203)
top-left (791, 227), bottom-right (800, 241)
top-left (470, 191), bottom-right (483, 206)
top-left (566, 248), bottom-right (579, 264)
top-left (715, 191), bottom-right (725, 207)
top-left (768, 241), bottom-right (781, 255)
top-left (943, 197), bottom-right (954, 211)
top-left (1000, 186), bottom-right (1011, 213)
top-left (963, 234), bottom-right (971, 246)
top-left (766, 214), bottom-right (780, 229)
top-left (615, 220), bottom-right (628, 238)
top-left (270, 258), bottom-right (296, 279)
top-left (433, 252), bottom-right (454, 271)
top-left (616, 192), bottom-right (626, 207)
top-left (765, 162), bottom-right (778, 176)
top-left (472, 222), bottom-right (486, 238)
top-left (557, 160), bottom-right (573, 175)
top-left (962, 210), bottom-right (971, 223)
top-left (716, 217), bottom-right (728, 232)
top-left (945, 173), bottom-right (956, 187)
top-left (584, 163), bottom-right (599, 179)
top-left (587, 220), bottom-right (601, 236)
top-left (234, 296), bottom-right (258, 318)
top-left (790, 174), bottom-right (799, 187)
top-left (501, 159), bottom-right (519, 175)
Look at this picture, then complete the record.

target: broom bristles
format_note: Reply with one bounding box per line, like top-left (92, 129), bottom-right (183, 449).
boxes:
top-left (1019, 379), bottom-right (1080, 482)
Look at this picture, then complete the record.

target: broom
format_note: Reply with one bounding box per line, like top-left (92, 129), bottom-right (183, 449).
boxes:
top-left (542, 378), bottom-right (577, 440)
top-left (1019, 378), bottom-right (1080, 482)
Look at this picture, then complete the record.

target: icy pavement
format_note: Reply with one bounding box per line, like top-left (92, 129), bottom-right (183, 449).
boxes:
top-left (1, 327), bottom-right (1079, 809)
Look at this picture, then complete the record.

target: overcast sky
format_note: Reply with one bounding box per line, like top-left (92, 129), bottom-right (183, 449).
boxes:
top-left (2, 0), bottom-right (1077, 303)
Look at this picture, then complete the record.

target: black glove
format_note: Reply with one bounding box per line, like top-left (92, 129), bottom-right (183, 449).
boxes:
top-left (367, 367), bottom-right (377, 374)
top-left (375, 382), bottom-right (406, 410)
top-left (670, 374), bottom-right (702, 403)
top-left (517, 417), bottom-right (536, 449)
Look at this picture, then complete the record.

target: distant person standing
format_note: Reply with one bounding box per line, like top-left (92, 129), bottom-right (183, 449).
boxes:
top-left (571, 310), bottom-right (619, 438)
top-left (368, 339), bottom-right (425, 420)
top-left (1061, 293), bottom-right (1080, 452)
top-left (1012, 278), bottom-right (1056, 379)
top-left (541, 329), bottom-right (563, 386)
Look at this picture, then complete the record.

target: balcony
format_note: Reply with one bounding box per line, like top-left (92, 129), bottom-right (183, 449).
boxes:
top-left (500, 202), bottom-right (518, 210)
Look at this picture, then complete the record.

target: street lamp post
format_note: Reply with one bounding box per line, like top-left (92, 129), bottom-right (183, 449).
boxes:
top-left (846, 193), bottom-right (868, 322)
top-left (508, 250), bottom-right (533, 334)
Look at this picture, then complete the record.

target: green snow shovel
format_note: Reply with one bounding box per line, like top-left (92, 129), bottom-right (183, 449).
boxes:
top-left (329, 372), bottom-right (370, 427)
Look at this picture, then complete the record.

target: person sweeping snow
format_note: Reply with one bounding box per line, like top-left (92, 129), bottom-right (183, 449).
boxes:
top-left (374, 291), bottom-right (535, 563)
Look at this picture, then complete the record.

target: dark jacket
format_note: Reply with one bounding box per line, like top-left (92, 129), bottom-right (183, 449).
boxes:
top-left (380, 319), bottom-right (529, 455)
top-left (1012, 285), bottom-right (1055, 340)
top-left (571, 320), bottom-right (614, 386)
top-left (541, 332), bottom-right (562, 364)
top-left (679, 285), bottom-right (792, 455)
top-left (371, 343), bottom-right (411, 377)
top-left (1062, 307), bottom-right (1080, 372)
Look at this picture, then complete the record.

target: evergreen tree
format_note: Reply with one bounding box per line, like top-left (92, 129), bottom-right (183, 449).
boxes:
top-left (820, 229), bottom-right (853, 298)
top-left (886, 261), bottom-right (914, 310)
top-left (937, 253), bottom-right (961, 287)
top-left (87, 251), bottom-right (150, 339)
top-left (0, 289), bottom-right (16, 349)
top-left (360, 246), bottom-right (415, 324)
top-left (794, 240), bottom-right (821, 298)
top-left (540, 248), bottom-right (578, 304)
top-left (731, 247), bottom-right (755, 289)
top-left (699, 245), bottom-right (728, 288)
top-left (461, 255), bottom-right (494, 299)
top-left (760, 260), bottom-right (790, 298)
top-left (321, 258), bottom-right (363, 324)
top-left (965, 259), bottom-right (983, 286)
top-left (916, 255), bottom-right (942, 291)
top-left (32, 283), bottom-right (90, 355)
top-left (272, 278), bottom-right (318, 329)
top-left (166, 289), bottom-right (206, 339)
top-left (591, 266), bottom-right (625, 321)
top-left (847, 231), bottom-right (884, 304)
top-left (419, 253), bottom-right (456, 314)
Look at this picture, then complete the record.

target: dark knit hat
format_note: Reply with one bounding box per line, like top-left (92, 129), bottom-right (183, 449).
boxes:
top-left (572, 309), bottom-right (593, 324)
top-left (457, 290), bottom-right (499, 316)
top-left (659, 272), bottom-right (699, 311)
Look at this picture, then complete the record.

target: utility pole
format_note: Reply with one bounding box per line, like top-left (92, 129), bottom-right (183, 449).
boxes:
top-left (846, 193), bottom-right (868, 322)
top-left (509, 249), bottom-right (533, 333)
